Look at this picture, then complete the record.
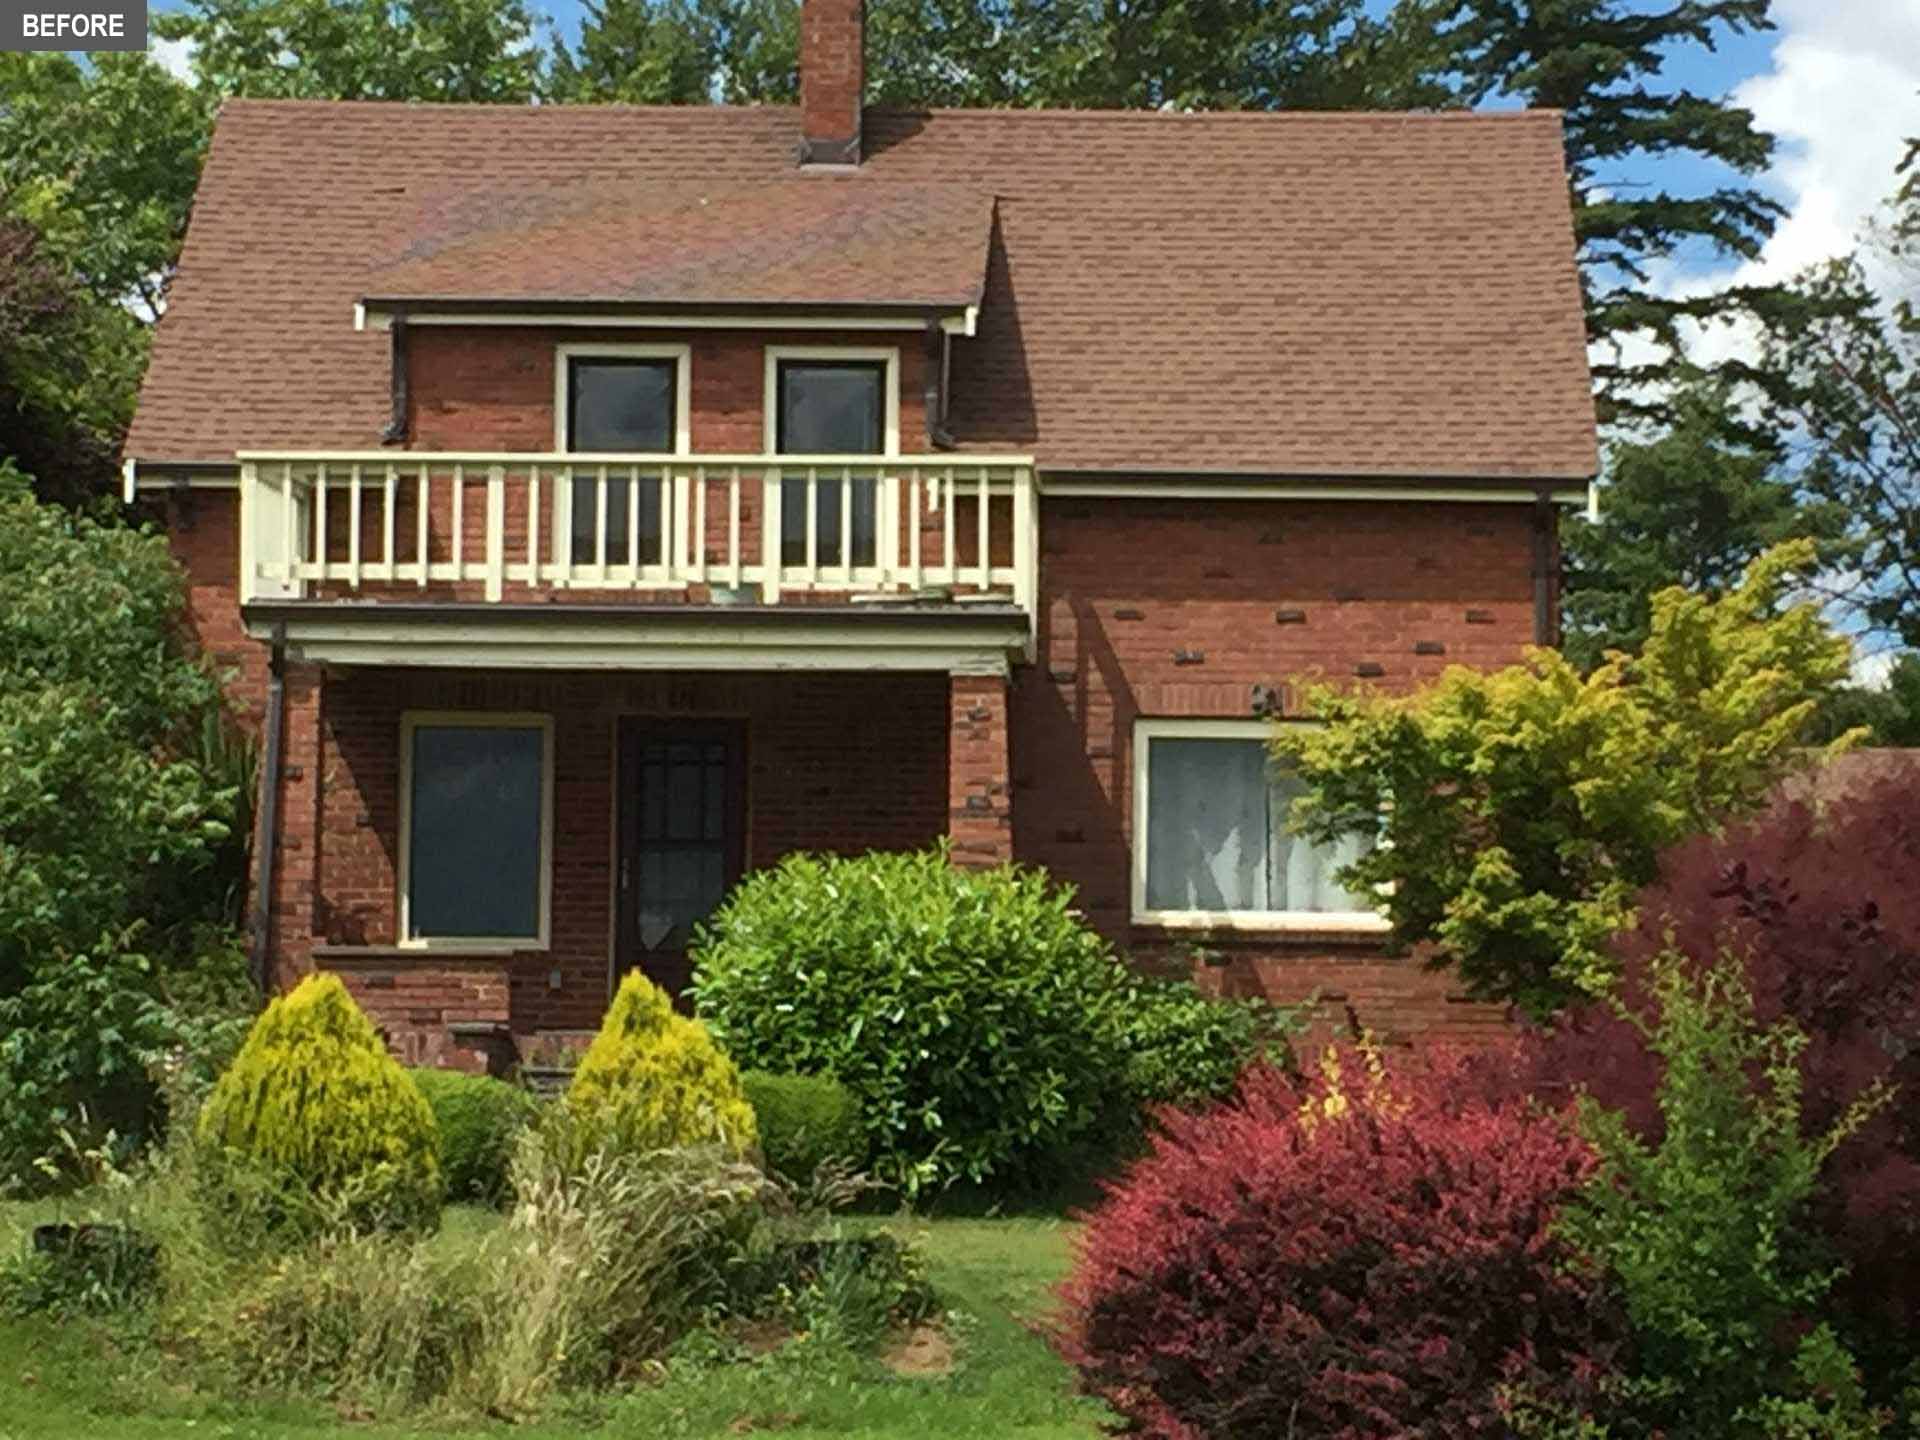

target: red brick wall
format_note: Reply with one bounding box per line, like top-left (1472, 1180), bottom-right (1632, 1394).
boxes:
top-left (272, 667), bottom-right (948, 1038)
top-left (405, 326), bottom-right (930, 455)
top-left (165, 489), bottom-right (267, 722)
top-left (1012, 495), bottom-right (1538, 1042)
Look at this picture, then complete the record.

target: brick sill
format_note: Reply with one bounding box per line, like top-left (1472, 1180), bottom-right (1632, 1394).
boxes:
top-left (312, 945), bottom-right (516, 964)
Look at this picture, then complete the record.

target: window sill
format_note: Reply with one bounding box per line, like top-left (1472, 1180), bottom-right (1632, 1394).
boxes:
top-left (1131, 911), bottom-right (1392, 937)
top-left (312, 942), bottom-right (537, 962)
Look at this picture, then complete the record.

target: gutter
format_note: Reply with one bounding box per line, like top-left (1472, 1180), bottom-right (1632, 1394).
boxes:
top-left (247, 624), bottom-right (288, 998)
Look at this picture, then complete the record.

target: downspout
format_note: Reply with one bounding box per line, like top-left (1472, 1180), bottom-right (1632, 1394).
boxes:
top-left (248, 624), bottom-right (288, 998)
top-left (924, 318), bottom-right (956, 450)
top-left (1531, 492), bottom-right (1558, 647)
top-left (380, 310), bottom-right (411, 445)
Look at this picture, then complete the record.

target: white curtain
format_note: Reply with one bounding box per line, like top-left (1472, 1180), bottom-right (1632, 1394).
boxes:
top-left (1146, 737), bottom-right (1373, 915)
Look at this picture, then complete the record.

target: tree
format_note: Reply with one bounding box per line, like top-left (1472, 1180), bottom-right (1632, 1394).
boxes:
top-left (0, 218), bottom-right (145, 507)
top-left (0, 52), bottom-right (210, 321)
top-left (548, 0), bottom-right (713, 103)
top-left (1767, 156), bottom-right (1920, 650)
top-left (603, 0), bottom-right (1462, 109)
top-left (154, 0), bottom-right (545, 103)
top-left (1433, 0), bottom-right (1793, 424)
top-left (0, 482), bottom-right (250, 1184)
top-left (1562, 378), bottom-right (1853, 671)
top-left (1813, 652), bottom-right (1920, 747)
top-left (1274, 542), bottom-right (1857, 1019)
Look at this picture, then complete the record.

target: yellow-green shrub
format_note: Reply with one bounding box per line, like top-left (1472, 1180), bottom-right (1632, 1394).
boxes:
top-left (563, 973), bottom-right (756, 1160)
top-left (198, 974), bottom-right (442, 1232)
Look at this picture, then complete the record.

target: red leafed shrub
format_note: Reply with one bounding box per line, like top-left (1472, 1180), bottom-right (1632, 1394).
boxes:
top-left (1054, 1047), bottom-right (1624, 1440)
top-left (1530, 771), bottom-right (1920, 1337)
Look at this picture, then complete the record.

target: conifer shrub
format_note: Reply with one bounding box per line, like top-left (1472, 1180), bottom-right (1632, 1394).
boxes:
top-left (739, 1071), bottom-right (865, 1186)
top-left (408, 1069), bottom-right (538, 1206)
top-left (197, 974), bottom-right (442, 1233)
top-left (563, 972), bottom-right (756, 1161)
top-left (1056, 1047), bottom-right (1623, 1438)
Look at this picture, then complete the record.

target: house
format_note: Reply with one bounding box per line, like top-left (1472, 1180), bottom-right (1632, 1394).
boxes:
top-left (124, 0), bottom-right (1598, 1069)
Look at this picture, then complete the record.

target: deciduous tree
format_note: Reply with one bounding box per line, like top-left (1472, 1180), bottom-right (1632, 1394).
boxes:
top-left (1275, 542), bottom-right (1857, 1018)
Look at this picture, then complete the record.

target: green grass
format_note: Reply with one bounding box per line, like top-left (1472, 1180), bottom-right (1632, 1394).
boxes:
top-left (0, 1210), bottom-right (1107, 1440)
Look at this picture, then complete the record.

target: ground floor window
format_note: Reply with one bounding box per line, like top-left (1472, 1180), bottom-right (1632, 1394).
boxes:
top-left (400, 713), bottom-right (553, 946)
top-left (1132, 717), bottom-right (1383, 929)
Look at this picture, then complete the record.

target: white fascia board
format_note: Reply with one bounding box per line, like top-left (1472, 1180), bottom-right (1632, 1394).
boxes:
top-left (244, 612), bottom-right (1020, 675)
top-left (358, 308), bottom-right (968, 333)
top-left (1039, 476), bottom-right (1593, 506)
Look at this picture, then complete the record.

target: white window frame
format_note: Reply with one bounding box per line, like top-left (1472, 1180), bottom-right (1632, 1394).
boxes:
top-left (1130, 717), bottom-right (1389, 934)
top-left (552, 341), bottom-right (692, 455)
top-left (762, 345), bottom-right (901, 457)
top-left (398, 711), bottom-right (556, 951)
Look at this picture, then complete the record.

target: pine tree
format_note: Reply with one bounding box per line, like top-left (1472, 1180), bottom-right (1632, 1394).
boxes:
top-left (1435, 0), bottom-right (1791, 423)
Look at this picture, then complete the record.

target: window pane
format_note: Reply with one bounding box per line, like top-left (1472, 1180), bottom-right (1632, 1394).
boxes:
top-left (778, 363), bottom-right (883, 454)
top-left (1267, 770), bottom-right (1374, 913)
top-left (1145, 738), bottom-right (1269, 912)
top-left (779, 476), bottom-right (878, 567)
top-left (568, 359), bottom-right (674, 452)
top-left (408, 725), bottom-right (543, 939)
top-left (1144, 734), bottom-right (1378, 917)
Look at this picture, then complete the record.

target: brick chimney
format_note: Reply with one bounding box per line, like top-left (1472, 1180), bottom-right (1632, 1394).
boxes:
top-left (799, 0), bottom-right (863, 167)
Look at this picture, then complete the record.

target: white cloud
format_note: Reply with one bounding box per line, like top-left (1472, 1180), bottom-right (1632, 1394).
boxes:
top-left (149, 33), bottom-right (196, 82)
top-left (1669, 0), bottom-right (1920, 369)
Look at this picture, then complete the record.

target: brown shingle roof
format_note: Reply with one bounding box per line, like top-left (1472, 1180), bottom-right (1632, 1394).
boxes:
top-left (128, 101), bottom-right (1598, 479)
top-left (366, 178), bottom-right (992, 309)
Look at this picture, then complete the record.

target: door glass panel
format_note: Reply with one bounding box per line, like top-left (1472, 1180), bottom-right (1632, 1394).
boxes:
top-left (630, 732), bottom-right (736, 954)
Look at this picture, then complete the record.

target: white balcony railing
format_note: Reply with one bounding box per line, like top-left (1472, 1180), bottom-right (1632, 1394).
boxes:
top-left (238, 451), bottom-right (1038, 615)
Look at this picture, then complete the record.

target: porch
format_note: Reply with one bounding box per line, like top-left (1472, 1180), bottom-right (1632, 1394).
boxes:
top-left (264, 666), bottom-right (1013, 1071)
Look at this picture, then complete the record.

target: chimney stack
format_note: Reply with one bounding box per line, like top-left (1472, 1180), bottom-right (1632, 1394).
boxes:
top-left (799, 0), bottom-right (864, 167)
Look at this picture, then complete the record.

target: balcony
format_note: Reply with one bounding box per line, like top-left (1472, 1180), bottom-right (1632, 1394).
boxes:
top-left (237, 450), bottom-right (1039, 672)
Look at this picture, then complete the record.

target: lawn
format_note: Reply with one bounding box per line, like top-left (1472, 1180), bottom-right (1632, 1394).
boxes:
top-left (0, 1206), bottom-right (1109, 1440)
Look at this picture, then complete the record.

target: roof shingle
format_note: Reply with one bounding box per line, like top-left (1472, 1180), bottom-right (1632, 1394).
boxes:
top-left (128, 101), bottom-right (1598, 480)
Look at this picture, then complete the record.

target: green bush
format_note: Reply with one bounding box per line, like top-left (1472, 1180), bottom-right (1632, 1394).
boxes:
top-left (739, 1072), bottom-right (865, 1186)
top-left (1533, 949), bottom-right (1892, 1438)
top-left (408, 1069), bottom-right (537, 1206)
top-left (693, 847), bottom-right (1275, 1197)
top-left (1110, 974), bottom-right (1288, 1111)
top-left (197, 974), bottom-right (442, 1233)
top-left (563, 972), bottom-right (757, 1161)
top-left (0, 488), bottom-right (249, 1188)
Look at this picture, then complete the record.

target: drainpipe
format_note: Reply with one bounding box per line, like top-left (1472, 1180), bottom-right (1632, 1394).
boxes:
top-left (1531, 492), bottom-right (1558, 647)
top-left (248, 624), bottom-right (288, 998)
top-left (380, 310), bottom-right (411, 445)
top-left (923, 318), bottom-right (956, 450)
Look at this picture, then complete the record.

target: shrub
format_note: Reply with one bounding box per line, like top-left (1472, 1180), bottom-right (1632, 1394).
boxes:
top-left (739, 1072), bottom-right (865, 1187)
top-left (1530, 776), bottom-right (1920, 1353)
top-left (1056, 1046), bottom-right (1623, 1439)
top-left (0, 488), bottom-right (248, 1186)
top-left (1108, 974), bottom-right (1287, 1110)
top-left (693, 848), bottom-right (1142, 1196)
top-left (197, 974), bottom-right (442, 1233)
top-left (409, 1069), bottom-right (537, 1206)
top-left (1542, 949), bottom-right (1891, 1439)
top-left (563, 972), bottom-right (756, 1161)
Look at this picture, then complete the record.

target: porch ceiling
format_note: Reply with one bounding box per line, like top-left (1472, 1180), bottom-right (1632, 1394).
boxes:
top-left (241, 600), bottom-right (1027, 675)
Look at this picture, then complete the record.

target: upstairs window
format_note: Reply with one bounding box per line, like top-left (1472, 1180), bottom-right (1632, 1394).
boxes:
top-left (1132, 719), bottom-right (1383, 929)
top-left (773, 355), bottom-right (889, 569)
top-left (559, 347), bottom-right (686, 566)
top-left (401, 714), bottom-right (552, 946)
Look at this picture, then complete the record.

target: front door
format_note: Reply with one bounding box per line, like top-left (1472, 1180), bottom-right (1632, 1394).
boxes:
top-left (615, 718), bottom-right (747, 1004)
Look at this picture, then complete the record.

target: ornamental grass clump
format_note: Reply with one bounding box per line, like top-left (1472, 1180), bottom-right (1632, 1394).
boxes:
top-left (197, 974), bottom-right (442, 1234)
top-left (1057, 1045), bottom-right (1623, 1438)
top-left (563, 972), bottom-right (756, 1162)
